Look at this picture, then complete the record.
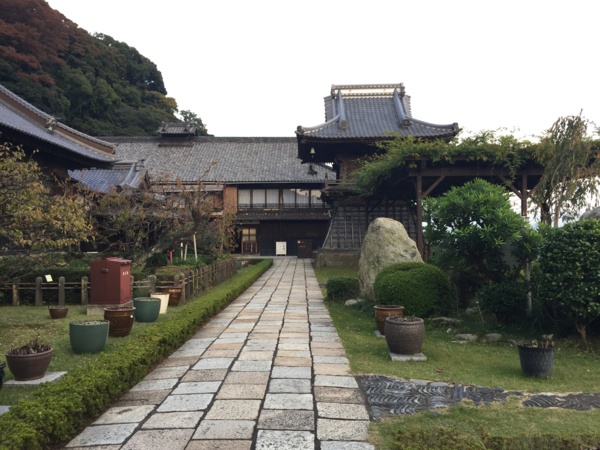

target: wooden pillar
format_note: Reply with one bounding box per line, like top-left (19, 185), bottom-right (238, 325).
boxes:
top-left (416, 173), bottom-right (424, 258)
top-left (521, 172), bottom-right (528, 217)
top-left (35, 277), bottom-right (43, 306)
top-left (81, 276), bottom-right (88, 305)
top-left (12, 277), bottom-right (20, 306)
top-left (58, 277), bottom-right (65, 306)
top-left (149, 275), bottom-right (157, 294)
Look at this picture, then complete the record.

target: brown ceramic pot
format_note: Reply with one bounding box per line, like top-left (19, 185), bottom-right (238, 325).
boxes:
top-left (5, 348), bottom-right (53, 381)
top-left (103, 306), bottom-right (135, 337)
top-left (374, 305), bottom-right (404, 335)
top-left (49, 306), bottom-right (69, 319)
top-left (384, 316), bottom-right (424, 355)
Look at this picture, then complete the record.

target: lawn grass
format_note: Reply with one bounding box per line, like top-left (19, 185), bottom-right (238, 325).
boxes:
top-left (314, 265), bottom-right (600, 449)
top-left (313, 266), bottom-right (358, 285)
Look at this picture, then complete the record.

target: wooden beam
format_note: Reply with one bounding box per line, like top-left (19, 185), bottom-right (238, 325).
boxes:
top-left (423, 175), bottom-right (446, 197)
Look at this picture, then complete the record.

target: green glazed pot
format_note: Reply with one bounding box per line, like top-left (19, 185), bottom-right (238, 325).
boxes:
top-left (133, 297), bottom-right (161, 323)
top-left (69, 320), bottom-right (109, 354)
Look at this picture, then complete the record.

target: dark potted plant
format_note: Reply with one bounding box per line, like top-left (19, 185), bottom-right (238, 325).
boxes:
top-left (384, 315), bottom-right (425, 355)
top-left (518, 339), bottom-right (555, 377)
top-left (5, 338), bottom-right (53, 381)
top-left (69, 320), bottom-right (109, 354)
top-left (103, 305), bottom-right (136, 337)
top-left (374, 305), bottom-right (405, 335)
top-left (133, 297), bottom-right (161, 322)
top-left (48, 304), bottom-right (69, 319)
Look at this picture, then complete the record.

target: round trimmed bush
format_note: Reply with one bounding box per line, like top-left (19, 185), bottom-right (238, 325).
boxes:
top-left (373, 262), bottom-right (453, 317)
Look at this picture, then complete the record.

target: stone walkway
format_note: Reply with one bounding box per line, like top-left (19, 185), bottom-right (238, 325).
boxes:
top-left (65, 258), bottom-right (374, 450)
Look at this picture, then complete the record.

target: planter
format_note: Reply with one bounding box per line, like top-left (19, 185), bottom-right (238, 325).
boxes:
top-left (162, 287), bottom-right (182, 306)
top-left (48, 306), bottom-right (69, 319)
top-left (518, 345), bottom-right (555, 377)
top-left (0, 361), bottom-right (5, 390)
top-left (104, 306), bottom-right (136, 337)
top-left (69, 320), bottom-right (109, 354)
top-left (150, 292), bottom-right (170, 314)
top-left (374, 305), bottom-right (405, 335)
top-left (133, 297), bottom-right (161, 323)
top-left (5, 348), bottom-right (53, 381)
top-left (384, 316), bottom-right (425, 355)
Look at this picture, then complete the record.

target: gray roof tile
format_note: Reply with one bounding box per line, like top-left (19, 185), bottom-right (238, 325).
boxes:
top-left (297, 83), bottom-right (458, 140)
top-left (107, 136), bottom-right (333, 184)
top-left (0, 83), bottom-right (115, 163)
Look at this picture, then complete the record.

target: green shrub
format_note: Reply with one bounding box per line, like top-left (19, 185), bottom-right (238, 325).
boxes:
top-left (539, 220), bottom-right (600, 342)
top-left (326, 277), bottom-right (359, 302)
top-left (374, 262), bottom-right (453, 317)
top-left (475, 281), bottom-right (528, 324)
top-left (0, 259), bottom-right (273, 450)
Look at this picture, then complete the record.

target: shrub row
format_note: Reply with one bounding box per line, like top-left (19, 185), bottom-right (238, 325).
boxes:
top-left (0, 259), bottom-right (273, 450)
top-left (326, 277), bottom-right (359, 302)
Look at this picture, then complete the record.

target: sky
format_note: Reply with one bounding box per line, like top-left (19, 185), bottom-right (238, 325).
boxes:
top-left (46, 0), bottom-right (600, 140)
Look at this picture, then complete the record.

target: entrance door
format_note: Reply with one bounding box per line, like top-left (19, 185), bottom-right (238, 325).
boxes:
top-left (241, 227), bottom-right (258, 254)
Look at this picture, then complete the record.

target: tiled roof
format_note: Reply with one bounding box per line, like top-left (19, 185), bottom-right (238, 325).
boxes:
top-left (296, 83), bottom-right (459, 140)
top-left (0, 83), bottom-right (115, 163)
top-left (157, 122), bottom-right (196, 136)
top-left (106, 136), bottom-right (334, 184)
top-left (68, 161), bottom-right (146, 194)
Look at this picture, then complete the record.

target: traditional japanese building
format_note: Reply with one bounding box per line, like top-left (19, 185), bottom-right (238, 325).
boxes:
top-left (296, 83), bottom-right (459, 264)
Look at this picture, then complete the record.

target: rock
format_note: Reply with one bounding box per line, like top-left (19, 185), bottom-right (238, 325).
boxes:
top-left (483, 333), bottom-right (502, 343)
top-left (357, 218), bottom-right (423, 301)
top-left (464, 307), bottom-right (479, 315)
top-left (431, 317), bottom-right (462, 327)
top-left (580, 207), bottom-right (600, 220)
top-left (454, 334), bottom-right (478, 342)
top-left (344, 299), bottom-right (364, 306)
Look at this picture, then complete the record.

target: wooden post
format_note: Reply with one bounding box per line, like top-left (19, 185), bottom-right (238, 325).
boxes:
top-left (58, 277), bottom-right (65, 306)
top-left (12, 277), bottom-right (20, 306)
top-left (81, 276), bottom-right (88, 305)
top-left (35, 277), bottom-right (43, 306)
top-left (416, 172), bottom-right (424, 258)
top-left (149, 275), bottom-right (156, 294)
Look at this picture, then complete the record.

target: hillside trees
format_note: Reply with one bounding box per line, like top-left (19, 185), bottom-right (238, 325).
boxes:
top-left (0, 0), bottom-right (208, 136)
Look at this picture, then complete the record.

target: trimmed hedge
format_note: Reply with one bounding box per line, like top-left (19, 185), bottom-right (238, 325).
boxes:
top-left (475, 281), bottom-right (528, 324)
top-left (373, 262), bottom-right (453, 317)
top-left (326, 277), bottom-right (359, 302)
top-left (0, 259), bottom-right (273, 450)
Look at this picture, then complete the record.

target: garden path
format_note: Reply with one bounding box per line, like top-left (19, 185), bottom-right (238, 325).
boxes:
top-left (65, 257), bottom-right (374, 450)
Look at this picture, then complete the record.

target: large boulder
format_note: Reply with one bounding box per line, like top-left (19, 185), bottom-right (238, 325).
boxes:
top-left (358, 218), bottom-right (423, 301)
top-left (580, 207), bottom-right (600, 221)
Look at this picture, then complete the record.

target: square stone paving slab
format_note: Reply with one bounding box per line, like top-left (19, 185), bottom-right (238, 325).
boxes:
top-left (120, 428), bottom-right (193, 450)
top-left (157, 394), bottom-right (213, 412)
top-left (314, 363), bottom-right (351, 376)
top-left (144, 366), bottom-right (189, 380)
top-left (186, 440), bottom-right (252, 450)
top-left (203, 400), bottom-right (261, 420)
top-left (66, 423), bottom-right (138, 447)
top-left (237, 350), bottom-right (274, 360)
top-left (268, 378), bottom-right (312, 394)
top-left (224, 371), bottom-right (270, 385)
top-left (160, 356), bottom-right (200, 368)
top-left (255, 430), bottom-right (315, 450)
top-left (114, 389), bottom-right (171, 407)
top-left (192, 419), bottom-right (255, 439)
top-left (314, 387), bottom-right (365, 404)
top-left (181, 368), bottom-right (228, 382)
top-left (216, 383), bottom-right (267, 399)
top-left (130, 378), bottom-right (178, 392)
top-left (274, 356), bottom-right (312, 367)
top-left (258, 409), bottom-right (315, 430)
top-left (317, 402), bottom-right (370, 420)
top-left (171, 381), bottom-right (221, 395)
top-left (317, 419), bottom-right (369, 441)
top-left (231, 360), bottom-right (272, 372)
top-left (142, 411), bottom-right (203, 429)
top-left (264, 393), bottom-right (314, 410)
top-left (192, 358), bottom-right (233, 370)
top-left (94, 405), bottom-right (155, 424)
top-left (314, 375), bottom-right (358, 389)
top-left (271, 366), bottom-right (311, 379)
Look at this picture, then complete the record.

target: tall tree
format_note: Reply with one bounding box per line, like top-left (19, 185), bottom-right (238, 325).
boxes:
top-left (532, 113), bottom-right (600, 226)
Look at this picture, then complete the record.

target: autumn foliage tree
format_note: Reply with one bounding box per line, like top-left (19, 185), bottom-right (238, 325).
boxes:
top-left (0, 142), bottom-right (92, 252)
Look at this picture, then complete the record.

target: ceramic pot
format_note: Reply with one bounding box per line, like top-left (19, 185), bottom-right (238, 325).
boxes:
top-left (150, 293), bottom-right (170, 314)
top-left (69, 320), bottom-right (109, 354)
top-left (518, 345), bottom-right (555, 377)
top-left (49, 306), bottom-right (69, 319)
top-left (384, 316), bottom-right (425, 355)
top-left (374, 305), bottom-right (404, 335)
top-left (133, 297), bottom-right (161, 323)
top-left (163, 288), bottom-right (182, 306)
top-left (103, 306), bottom-right (135, 337)
top-left (5, 348), bottom-right (53, 381)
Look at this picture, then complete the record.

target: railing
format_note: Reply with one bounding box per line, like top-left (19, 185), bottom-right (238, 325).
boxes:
top-left (2, 258), bottom-right (238, 306)
top-left (237, 203), bottom-right (329, 210)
